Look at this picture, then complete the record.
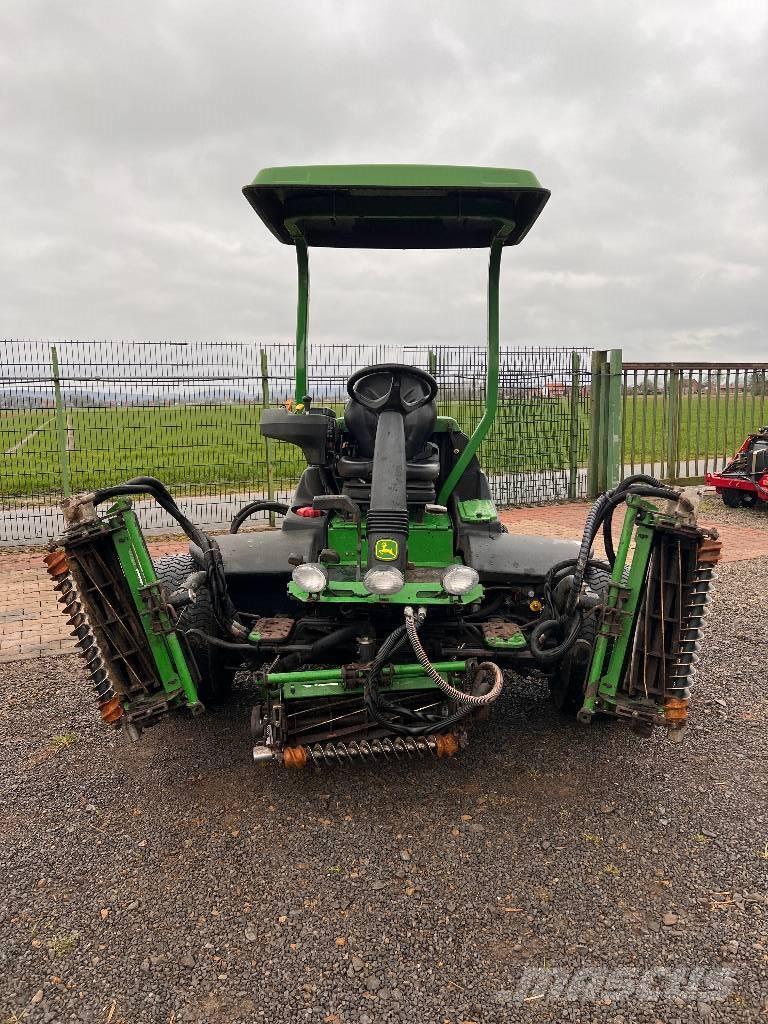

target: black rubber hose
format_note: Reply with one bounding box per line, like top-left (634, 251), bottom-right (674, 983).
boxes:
top-left (230, 501), bottom-right (289, 534)
top-left (92, 479), bottom-right (239, 635)
top-left (528, 610), bottom-right (584, 664)
top-left (362, 617), bottom-right (474, 738)
top-left (279, 624), bottom-right (361, 671)
top-left (185, 628), bottom-right (259, 653)
top-left (601, 474), bottom-right (662, 565)
top-left (565, 478), bottom-right (685, 614)
top-left (534, 475), bottom-right (685, 664)
top-left (601, 484), bottom-right (688, 567)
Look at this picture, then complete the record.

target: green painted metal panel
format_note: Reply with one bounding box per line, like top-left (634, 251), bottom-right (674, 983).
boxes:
top-left (456, 499), bottom-right (498, 523)
top-left (247, 164), bottom-right (544, 190)
top-left (484, 633), bottom-right (527, 650)
top-left (581, 498), bottom-right (656, 716)
top-left (327, 511), bottom-right (454, 567)
top-left (288, 578), bottom-right (483, 606)
top-left (269, 660), bottom-right (467, 700)
top-left (243, 165), bottom-right (549, 248)
top-left (109, 506), bottom-right (200, 710)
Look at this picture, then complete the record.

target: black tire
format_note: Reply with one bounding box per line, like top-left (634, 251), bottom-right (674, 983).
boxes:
top-left (176, 588), bottom-right (235, 705)
top-left (153, 553), bottom-right (196, 593)
top-left (550, 565), bottom-right (612, 717)
top-left (154, 555), bottom-right (233, 706)
top-left (722, 489), bottom-right (743, 508)
top-left (741, 492), bottom-right (757, 507)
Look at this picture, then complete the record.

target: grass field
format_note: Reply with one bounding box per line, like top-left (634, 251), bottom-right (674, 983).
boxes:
top-left (2, 392), bottom-right (766, 500)
top-left (623, 392), bottom-right (768, 470)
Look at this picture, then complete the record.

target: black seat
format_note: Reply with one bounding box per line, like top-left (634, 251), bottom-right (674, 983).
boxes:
top-left (339, 364), bottom-right (440, 505)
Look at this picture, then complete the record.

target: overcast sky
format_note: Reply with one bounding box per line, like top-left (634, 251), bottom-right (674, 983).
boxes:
top-left (2, 0), bottom-right (766, 361)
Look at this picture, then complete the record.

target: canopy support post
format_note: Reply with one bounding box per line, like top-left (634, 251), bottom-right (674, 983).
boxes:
top-left (438, 228), bottom-right (509, 505)
top-left (294, 237), bottom-right (309, 403)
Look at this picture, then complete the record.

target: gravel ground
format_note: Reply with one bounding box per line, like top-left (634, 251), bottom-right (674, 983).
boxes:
top-left (699, 494), bottom-right (768, 529)
top-left (1, 559), bottom-right (767, 1024)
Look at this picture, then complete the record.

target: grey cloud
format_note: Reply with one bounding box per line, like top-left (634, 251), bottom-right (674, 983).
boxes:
top-left (1, 0), bottom-right (766, 358)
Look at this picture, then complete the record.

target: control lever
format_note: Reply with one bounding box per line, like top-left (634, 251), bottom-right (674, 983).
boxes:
top-left (312, 495), bottom-right (363, 579)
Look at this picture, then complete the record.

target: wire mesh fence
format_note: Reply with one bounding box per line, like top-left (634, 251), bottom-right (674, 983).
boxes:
top-left (1, 340), bottom-right (593, 543)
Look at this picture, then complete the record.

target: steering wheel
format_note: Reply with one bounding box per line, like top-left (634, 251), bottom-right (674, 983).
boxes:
top-left (347, 363), bottom-right (438, 414)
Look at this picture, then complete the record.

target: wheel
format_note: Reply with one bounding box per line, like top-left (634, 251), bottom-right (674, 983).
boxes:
top-left (175, 588), bottom-right (235, 705)
top-left (741, 492), bottom-right (757, 508)
top-left (153, 553), bottom-right (196, 592)
top-left (549, 565), bottom-right (612, 717)
top-left (722, 489), bottom-right (743, 508)
top-left (154, 555), bottom-right (234, 706)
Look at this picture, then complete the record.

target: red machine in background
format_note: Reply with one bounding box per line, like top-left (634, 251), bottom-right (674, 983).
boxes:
top-left (705, 427), bottom-right (768, 507)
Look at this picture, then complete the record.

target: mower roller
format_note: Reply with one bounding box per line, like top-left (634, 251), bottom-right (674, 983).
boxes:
top-left (46, 165), bottom-right (722, 767)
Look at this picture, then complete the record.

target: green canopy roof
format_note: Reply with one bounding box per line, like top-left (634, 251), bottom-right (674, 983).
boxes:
top-left (242, 164), bottom-right (549, 249)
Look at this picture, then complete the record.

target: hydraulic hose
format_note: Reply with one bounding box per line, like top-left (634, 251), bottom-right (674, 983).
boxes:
top-left (185, 628), bottom-right (260, 653)
top-left (532, 476), bottom-right (691, 667)
top-left (565, 477), bottom-right (687, 614)
top-left (363, 619), bottom-right (471, 737)
top-left (403, 607), bottom-right (503, 707)
top-left (91, 477), bottom-right (242, 638)
top-left (528, 609), bottom-right (584, 664)
top-left (279, 624), bottom-right (361, 671)
top-left (601, 474), bottom-right (662, 565)
top-left (230, 500), bottom-right (289, 534)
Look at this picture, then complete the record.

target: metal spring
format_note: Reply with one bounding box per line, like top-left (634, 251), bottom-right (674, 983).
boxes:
top-left (283, 731), bottom-right (462, 768)
top-left (43, 550), bottom-right (123, 724)
top-left (669, 561), bottom-right (718, 693)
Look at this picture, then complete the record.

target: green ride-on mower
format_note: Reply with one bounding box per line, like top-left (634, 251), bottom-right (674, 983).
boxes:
top-left (46, 165), bottom-right (721, 769)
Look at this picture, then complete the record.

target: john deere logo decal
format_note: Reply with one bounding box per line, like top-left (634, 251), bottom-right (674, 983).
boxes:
top-left (375, 539), bottom-right (398, 561)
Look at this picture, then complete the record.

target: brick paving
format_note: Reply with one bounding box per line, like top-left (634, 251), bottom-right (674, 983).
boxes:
top-left (498, 503), bottom-right (768, 564)
top-left (1, 505), bottom-right (767, 664)
top-left (0, 540), bottom-right (188, 664)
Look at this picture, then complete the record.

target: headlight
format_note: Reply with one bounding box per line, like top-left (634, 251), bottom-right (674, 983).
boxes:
top-left (442, 564), bottom-right (479, 596)
top-left (291, 562), bottom-right (327, 594)
top-left (363, 567), bottom-right (405, 596)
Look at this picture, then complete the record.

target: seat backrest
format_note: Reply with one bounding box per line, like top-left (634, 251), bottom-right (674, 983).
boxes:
top-left (344, 383), bottom-right (436, 459)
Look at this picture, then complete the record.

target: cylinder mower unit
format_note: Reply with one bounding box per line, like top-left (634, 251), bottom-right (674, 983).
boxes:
top-left (45, 494), bottom-right (203, 735)
top-left (46, 164), bottom-right (722, 769)
top-left (705, 426), bottom-right (768, 508)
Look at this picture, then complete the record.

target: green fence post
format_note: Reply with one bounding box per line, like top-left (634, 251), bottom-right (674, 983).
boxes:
top-left (587, 351), bottom-right (606, 498)
top-left (568, 351), bottom-right (581, 500)
top-left (428, 349), bottom-right (437, 376)
top-left (50, 345), bottom-right (71, 498)
top-left (606, 349), bottom-right (623, 488)
top-left (665, 368), bottom-right (681, 483)
top-left (260, 348), bottom-right (276, 527)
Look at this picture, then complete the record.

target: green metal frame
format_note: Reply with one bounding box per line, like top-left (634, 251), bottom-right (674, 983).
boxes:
top-left (243, 164), bottom-right (551, 487)
top-left (438, 231), bottom-right (508, 504)
top-left (267, 660), bottom-right (467, 700)
top-left (107, 501), bottom-right (201, 711)
top-left (294, 237), bottom-right (309, 403)
top-left (288, 578), bottom-right (483, 607)
top-left (580, 496), bottom-right (657, 718)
